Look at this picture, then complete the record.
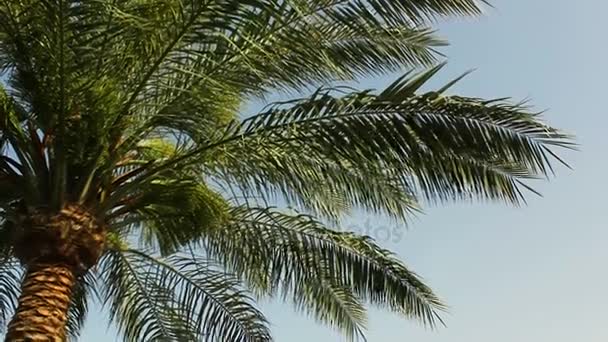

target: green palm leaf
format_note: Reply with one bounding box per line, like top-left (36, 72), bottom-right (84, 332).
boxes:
top-left (292, 278), bottom-right (368, 341)
top-left (99, 249), bottom-right (271, 342)
top-left (204, 206), bottom-right (445, 330)
top-left (117, 66), bottom-right (570, 216)
top-left (66, 273), bottom-right (98, 340)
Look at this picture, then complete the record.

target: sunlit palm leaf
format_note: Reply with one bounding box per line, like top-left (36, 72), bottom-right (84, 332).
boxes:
top-left (108, 177), bottom-right (229, 255)
top-left (119, 67), bottom-right (570, 213)
top-left (205, 147), bottom-right (421, 220)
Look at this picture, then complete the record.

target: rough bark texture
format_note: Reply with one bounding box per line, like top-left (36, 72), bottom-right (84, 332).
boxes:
top-left (4, 262), bottom-right (75, 341)
top-left (12, 204), bottom-right (106, 274)
top-left (4, 203), bottom-right (106, 341)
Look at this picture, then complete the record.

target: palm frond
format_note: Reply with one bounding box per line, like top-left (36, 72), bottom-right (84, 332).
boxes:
top-left (0, 84), bottom-right (40, 203)
top-left (98, 250), bottom-right (196, 341)
top-left (214, 152), bottom-right (421, 220)
top-left (204, 205), bottom-right (445, 332)
top-left (117, 67), bottom-right (571, 213)
top-left (291, 276), bottom-right (368, 341)
top-left (0, 258), bottom-right (21, 333)
top-left (66, 272), bottom-right (98, 340)
top-left (99, 249), bottom-right (271, 342)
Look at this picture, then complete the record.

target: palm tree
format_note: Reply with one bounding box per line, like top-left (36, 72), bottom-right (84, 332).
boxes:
top-left (0, 0), bottom-right (571, 341)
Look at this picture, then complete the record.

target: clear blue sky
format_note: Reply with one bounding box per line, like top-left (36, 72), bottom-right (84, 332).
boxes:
top-left (80, 0), bottom-right (607, 341)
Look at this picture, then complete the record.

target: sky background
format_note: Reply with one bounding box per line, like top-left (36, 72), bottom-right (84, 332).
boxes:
top-left (79, 0), bottom-right (608, 341)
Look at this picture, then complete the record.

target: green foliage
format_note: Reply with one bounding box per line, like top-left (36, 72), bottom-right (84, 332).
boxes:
top-left (66, 272), bottom-right (98, 340)
top-left (98, 249), bottom-right (271, 342)
top-left (204, 206), bottom-right (446, 334)
top-left (0, 0), bottom-right (572, 341)
top-left (198, 66), bottom-right (571, 221)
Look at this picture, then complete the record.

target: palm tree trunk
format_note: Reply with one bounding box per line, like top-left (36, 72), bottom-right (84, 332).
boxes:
top-left (5, 262), bottom-right (76, 342)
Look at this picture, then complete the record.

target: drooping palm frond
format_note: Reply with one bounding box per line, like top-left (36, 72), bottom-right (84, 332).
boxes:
top-left (204, 145), bottom-right (422, 220)
top-left (65, 272), bottom-right (98, 340)
top-left (98, 249), bottom-right (271, 342)
top-left (291, 277), bottom-right (368, 341)
top-left (211, 68), bottom-right (571, 206)
top-left (111, 66), bottom-right (571, 222)
top-left (202, 206), bottom-right (446, 331)
top-left (97, 251), bottom-right (199, 341)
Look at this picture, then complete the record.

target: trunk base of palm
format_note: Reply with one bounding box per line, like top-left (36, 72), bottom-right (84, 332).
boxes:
top-left (4, 204), bottom-right (106, 341)
top-left (5, 263), bottom-right (76, 341)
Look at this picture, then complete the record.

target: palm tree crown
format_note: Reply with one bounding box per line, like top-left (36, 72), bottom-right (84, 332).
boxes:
top-left (0, 0), bottom-right (571, 341)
